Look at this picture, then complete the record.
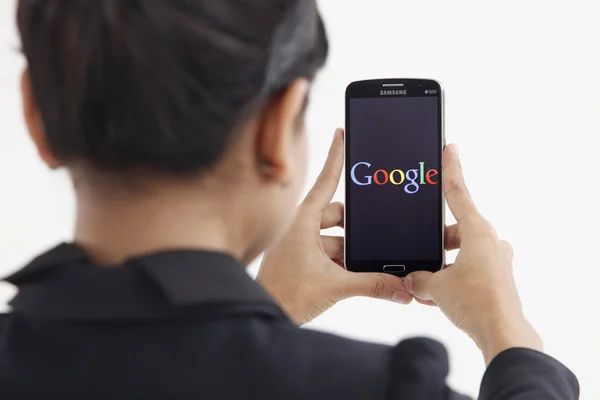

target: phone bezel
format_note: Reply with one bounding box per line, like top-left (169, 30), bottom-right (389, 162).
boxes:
top-left (344, 78), bottom-right (446, 277)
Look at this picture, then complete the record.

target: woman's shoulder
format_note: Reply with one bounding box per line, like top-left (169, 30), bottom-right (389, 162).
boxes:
top-left (242, 320), bottom-right (462, 399)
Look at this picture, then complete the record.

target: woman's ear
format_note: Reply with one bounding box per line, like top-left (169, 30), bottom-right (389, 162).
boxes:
top-left (21, 69), bottom-right (62, 169)
top-left (255, 79), bottom-right (310, 184)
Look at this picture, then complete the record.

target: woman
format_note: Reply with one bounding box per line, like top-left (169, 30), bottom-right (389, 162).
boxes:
top-left (1, 0), bottom-right (578, 399)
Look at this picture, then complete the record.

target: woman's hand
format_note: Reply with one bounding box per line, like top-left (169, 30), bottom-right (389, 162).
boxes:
top-left (405, 145), bottom-right (543, 365)
top-left (257, 128), bottom-right (412, 325)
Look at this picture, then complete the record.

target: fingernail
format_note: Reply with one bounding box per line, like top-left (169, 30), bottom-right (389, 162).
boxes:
top-left (404, 276), bottom-right (414, 293)
top-left (451, 144), bottom-right (459, 156)
top-left (335, 128), bottom-right (344, 139)
top-left (392, 291), bottom-right (412, 304)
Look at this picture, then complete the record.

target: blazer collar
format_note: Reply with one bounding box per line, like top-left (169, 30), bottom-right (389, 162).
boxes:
top-left (3, 243), bottom-right (286, 321)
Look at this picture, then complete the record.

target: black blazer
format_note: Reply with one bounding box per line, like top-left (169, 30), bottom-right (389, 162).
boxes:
top-left (0, 244), bottom-right (578, 399)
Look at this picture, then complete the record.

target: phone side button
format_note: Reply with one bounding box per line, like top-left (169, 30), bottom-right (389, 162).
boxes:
top-left (383, 265), bottom-right (406, 273)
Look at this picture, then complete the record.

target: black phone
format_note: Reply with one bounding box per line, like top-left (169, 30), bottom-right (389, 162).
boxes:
top-left (344, 78), bottom-right (445, 277)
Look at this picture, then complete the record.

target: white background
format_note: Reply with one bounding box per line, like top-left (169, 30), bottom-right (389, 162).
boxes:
top-left (1, 0), bottom-right (599, 398)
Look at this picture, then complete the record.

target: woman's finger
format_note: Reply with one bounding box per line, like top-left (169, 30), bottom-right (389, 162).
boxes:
top-left (341, 272), bottom-right (413, 305)
top-left (445, 224), bottom-right (460, 250)
top-left (442, 145), bottom-right (478, 222)
top-left (321, 202), bottom-right (344, 229)
top-left (414, 298), bottom-right (437, 307)
top-left (302, 129), bottom-right (345, 212)
top-left (321, 235), bottom-right (344, 264)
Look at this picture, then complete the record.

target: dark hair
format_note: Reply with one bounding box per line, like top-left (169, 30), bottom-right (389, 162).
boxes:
top-left (17, 0), bottom-right (328, 174)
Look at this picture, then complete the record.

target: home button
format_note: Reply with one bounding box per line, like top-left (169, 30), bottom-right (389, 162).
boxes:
top-left (383, 265), bottom-right (406, 273)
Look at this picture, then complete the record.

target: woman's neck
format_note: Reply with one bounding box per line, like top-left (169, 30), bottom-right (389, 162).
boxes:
top-left (73, 178), bottom-right (251, 266)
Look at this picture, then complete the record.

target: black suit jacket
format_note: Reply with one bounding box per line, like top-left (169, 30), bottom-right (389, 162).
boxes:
top-left (0, 244), bottom-right (578, 399)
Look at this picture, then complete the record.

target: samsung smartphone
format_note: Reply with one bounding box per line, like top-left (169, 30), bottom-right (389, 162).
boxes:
top-left (345, 79), bottom-right (445, 277)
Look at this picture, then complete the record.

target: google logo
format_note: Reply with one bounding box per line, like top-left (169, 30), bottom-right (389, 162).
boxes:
top-left (350, 162), bottom-right (439, 194)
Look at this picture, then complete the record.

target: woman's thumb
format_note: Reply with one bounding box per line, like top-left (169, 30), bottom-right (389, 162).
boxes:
top-left (343, 273), bottom-right (413, 304)
top-left (405, 271), bottom-right (436, 302)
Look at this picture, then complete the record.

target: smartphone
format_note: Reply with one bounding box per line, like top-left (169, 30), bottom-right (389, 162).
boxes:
top-left (345, 79), bottom-right (445, 277)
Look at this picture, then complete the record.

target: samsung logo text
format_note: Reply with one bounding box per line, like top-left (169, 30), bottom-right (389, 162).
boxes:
top-left (380, 90), bottom-right (407, 96)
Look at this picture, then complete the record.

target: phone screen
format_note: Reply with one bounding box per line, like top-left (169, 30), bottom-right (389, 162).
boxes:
top-left (345, 79), bottom-right (444, 276)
